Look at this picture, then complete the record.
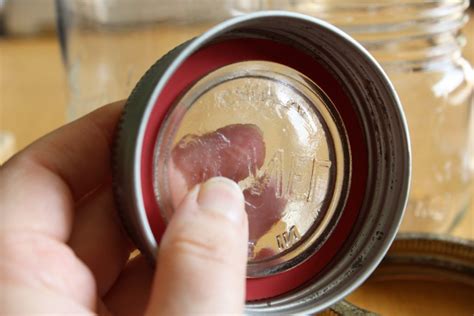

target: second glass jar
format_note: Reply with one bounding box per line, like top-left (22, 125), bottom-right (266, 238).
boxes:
top-left (272, 0), bottom-right (473, 233)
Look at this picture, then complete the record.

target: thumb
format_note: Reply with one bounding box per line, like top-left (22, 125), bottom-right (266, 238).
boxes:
top-left (146, 177), bottom-right (248, 315)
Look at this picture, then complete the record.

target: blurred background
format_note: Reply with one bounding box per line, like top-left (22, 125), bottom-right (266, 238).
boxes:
top-left (0, 1), bottom-right (472, 314)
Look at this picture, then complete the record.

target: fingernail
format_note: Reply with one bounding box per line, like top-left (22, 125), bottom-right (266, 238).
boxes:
top-left (197, 177), bottom-right (244, 224)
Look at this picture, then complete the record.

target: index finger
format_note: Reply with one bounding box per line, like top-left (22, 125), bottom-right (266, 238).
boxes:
top-left (0, 101), bottom-right (123, 240)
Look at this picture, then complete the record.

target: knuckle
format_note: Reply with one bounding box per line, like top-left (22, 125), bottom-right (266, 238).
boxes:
top-left (163, 217), bottom-right (242, 268)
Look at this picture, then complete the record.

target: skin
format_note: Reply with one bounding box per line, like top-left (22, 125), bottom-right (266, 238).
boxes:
top-left (0, 101), bottom-right (283, 315)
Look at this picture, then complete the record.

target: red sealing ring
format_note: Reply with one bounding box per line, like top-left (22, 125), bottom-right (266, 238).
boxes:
top-left (140, 38), bottom-right (368, 300)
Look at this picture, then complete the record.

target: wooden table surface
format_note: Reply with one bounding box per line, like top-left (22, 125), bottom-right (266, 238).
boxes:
top-left (1, 11), bottom-right (473, 316)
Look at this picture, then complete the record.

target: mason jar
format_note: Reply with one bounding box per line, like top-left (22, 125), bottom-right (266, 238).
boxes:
top-left (56, 0), bottom-right (263, 118)
top-left (58, 0), bottom-right (473, 233)
top-left (269, 0), bottom-right (473, 233)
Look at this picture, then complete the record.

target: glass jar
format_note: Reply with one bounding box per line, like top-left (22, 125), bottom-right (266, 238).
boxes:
top-left (57, 0), bottom-right (473, 233)
top-left (56, 0), bottom-right (263, 118)
top-left (269, 0), bottom-right (473, 233)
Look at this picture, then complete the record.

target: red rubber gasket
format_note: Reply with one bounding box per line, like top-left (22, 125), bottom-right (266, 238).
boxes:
top-left (140, 38), bottom-right (368, 300)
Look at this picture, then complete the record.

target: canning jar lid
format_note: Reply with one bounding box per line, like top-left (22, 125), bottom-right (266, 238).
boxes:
top-left (113, 11), bottom-right (410, 313)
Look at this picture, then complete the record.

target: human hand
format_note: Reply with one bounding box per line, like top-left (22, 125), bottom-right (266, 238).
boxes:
top-left (0, 101), bottom-right (258, 315)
